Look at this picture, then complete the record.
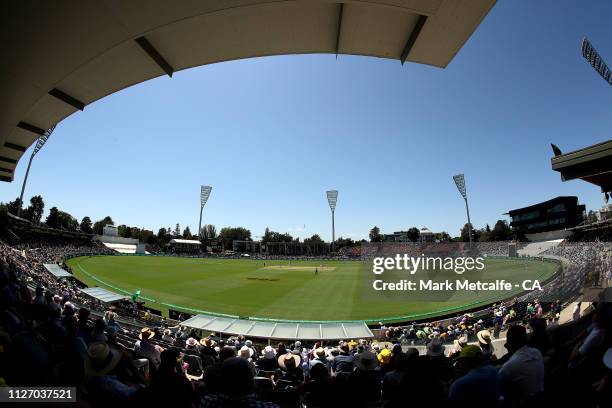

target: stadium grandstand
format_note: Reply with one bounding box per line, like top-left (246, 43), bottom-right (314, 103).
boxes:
top-left (0, 227), bottom-right (610, 406)
top-left (1, 1), bottom-right (611, 407)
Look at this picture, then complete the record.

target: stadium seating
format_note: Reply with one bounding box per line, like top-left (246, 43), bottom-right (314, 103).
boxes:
top-left (0, 236), bottom-right (610, 407)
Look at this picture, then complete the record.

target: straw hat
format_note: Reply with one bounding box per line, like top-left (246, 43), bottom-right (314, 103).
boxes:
top-left (347, 339), bottom-right (358, 350)
top-left (85, 342), bottom-right (122, 376)
top-left (314, 347), bottom-right (327, 358)
top-left (278, 352), bottom-right (301, 370)
top-left (186, 337), bottom-right (198, 347)
top-left (200, 337), bottom-right (217, 348)
top-left (477, 330), bottom-right (491, 344)
top-left (454, 336), bottom-right (468, 349)
top-left (139, 327), bottom-right (155, 341)
top-left (261, 345), bottom-right (275, 359)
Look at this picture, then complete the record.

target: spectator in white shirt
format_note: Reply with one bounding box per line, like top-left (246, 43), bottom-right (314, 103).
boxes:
top-left (498, 325), bottom-right (544, 407)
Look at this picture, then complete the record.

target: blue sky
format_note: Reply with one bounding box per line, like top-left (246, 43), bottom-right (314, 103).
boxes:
top-left (2, 0), bottom-right (612, 240)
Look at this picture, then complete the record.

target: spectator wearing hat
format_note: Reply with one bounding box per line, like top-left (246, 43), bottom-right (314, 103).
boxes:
top-left (199, 337), bottom-right (218, 359)
top-left (239, 345), bottom-right (255, 364)
top-left (425, 337), bottom-right (453, 383)
top-left (448, 335), bottom-right (468, 360)
top-left (184, 337), bottom-right (200, 356)
top-left (498, 325), bottom-right (544, 407)
top-left (331, 343), bottom-right (354, 377)
top-left (309, 347), bottom-right (331, 371)
top-left (258, 345), bottom-right (279, 371)
top-left (161, 329), bottom-right (173, 343)
top-left (134, 327), bottom-right (163, 368)
top-left (84, 342), bottom-right (141, 404)
top-left (448, 345), bottom-right (499, 405)
top-left (477, 329), bottom-right (495, 360)
top-left (275, 352), bottom-right (304, 388)
top-left (345, 350), bottom-right (382, 405)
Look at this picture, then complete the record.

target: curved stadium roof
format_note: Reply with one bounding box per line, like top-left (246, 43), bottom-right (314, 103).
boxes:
top-left (0, 0), bottom-right (495, 181)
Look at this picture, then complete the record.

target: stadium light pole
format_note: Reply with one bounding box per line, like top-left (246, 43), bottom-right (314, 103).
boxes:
top-left (198, 185), bottom-right (212, 240)
top-left (453, 174), bottom-right (473, 247)
top-left (17, 125), bottom-right (55, 218)
top-left (326, 190), bottom-right (338, 252)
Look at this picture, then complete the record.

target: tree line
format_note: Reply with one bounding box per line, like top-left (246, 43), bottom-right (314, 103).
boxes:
top-left (1, 194), bottom-right (514, 248)
top-left (365, 219), bottom-right (513, 243)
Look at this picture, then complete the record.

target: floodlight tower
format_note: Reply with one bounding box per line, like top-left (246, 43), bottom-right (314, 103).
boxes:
top-left (453, 174), bottom-right (472, 247)
top-left (198, 185), bottom-right (212, 239)
top-left (326, 190), bottom-right (338, 252)
top-left (17, 125), bottom-right (55, 218)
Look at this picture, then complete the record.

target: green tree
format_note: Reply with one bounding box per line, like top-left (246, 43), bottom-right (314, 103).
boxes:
top-left (141, 230), bottom-right (156, 245)
top-left (335, 237), bottom-right (355, 249)
top-left (157, 227), bottom-right (170, 245)
top-left (200, 224), bottom-right (217, 247)
top-left (304, 234), bottom-right (324, 244)
top-left (45, 207), bottom-right (78, 231)
top-left (204, 224), bottom-right (217, 239)
top-left (492, 220), bottom-right (512, 241)
top-left (182, 226), bottom-right (192, 239)
top-left (80, 216), bottom-right (93, 234)
top-left (218, 227), bottom-right (251, 250)
top-left (173, 224), bottom-right (181, 237)
top-left (93, 216), bottom-right (114, 235)
top-left (27, 195), bottom-right (45, 224)
top-left (46, 207), bottom-right (61, 229)
top-left (436, 231), bottom-right (451, 242)
top-left (460, 223), bottom-right (480, 242)
top-left (261, 228), bottom-right (293, 243)
top-left (369, 226), bottom-right (382, 242)
top-left (117, 224), bottom-right (129, 238)
top-left (407, 227), bottom-right (420, 242)
top-left (480, 224), bottom-right (492, 242)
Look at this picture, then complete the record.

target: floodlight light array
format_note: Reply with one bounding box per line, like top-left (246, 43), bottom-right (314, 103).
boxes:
top-left (201, 185), bottom-right (212, 207)
top-left (326, 190), bottom-right (338, 212)
top-left (453, 174), bottom-right (467, 199)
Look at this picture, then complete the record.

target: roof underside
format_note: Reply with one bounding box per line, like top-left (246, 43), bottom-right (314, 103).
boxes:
top-left (0, 0), bottom-right (495, 181)
top-left (551, 140), bottom-right (612, 193)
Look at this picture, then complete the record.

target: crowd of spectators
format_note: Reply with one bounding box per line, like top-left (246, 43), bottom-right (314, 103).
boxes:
top-left (1, 236), bottom-right (611, 407)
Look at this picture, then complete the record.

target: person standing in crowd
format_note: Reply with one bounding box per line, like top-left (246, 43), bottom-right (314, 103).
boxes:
top-left (498, 325), bottom-right (544, 407)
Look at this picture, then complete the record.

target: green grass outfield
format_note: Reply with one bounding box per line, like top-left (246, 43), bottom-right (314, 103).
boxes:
top-left (67, 255), bottom-right (558, 323)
